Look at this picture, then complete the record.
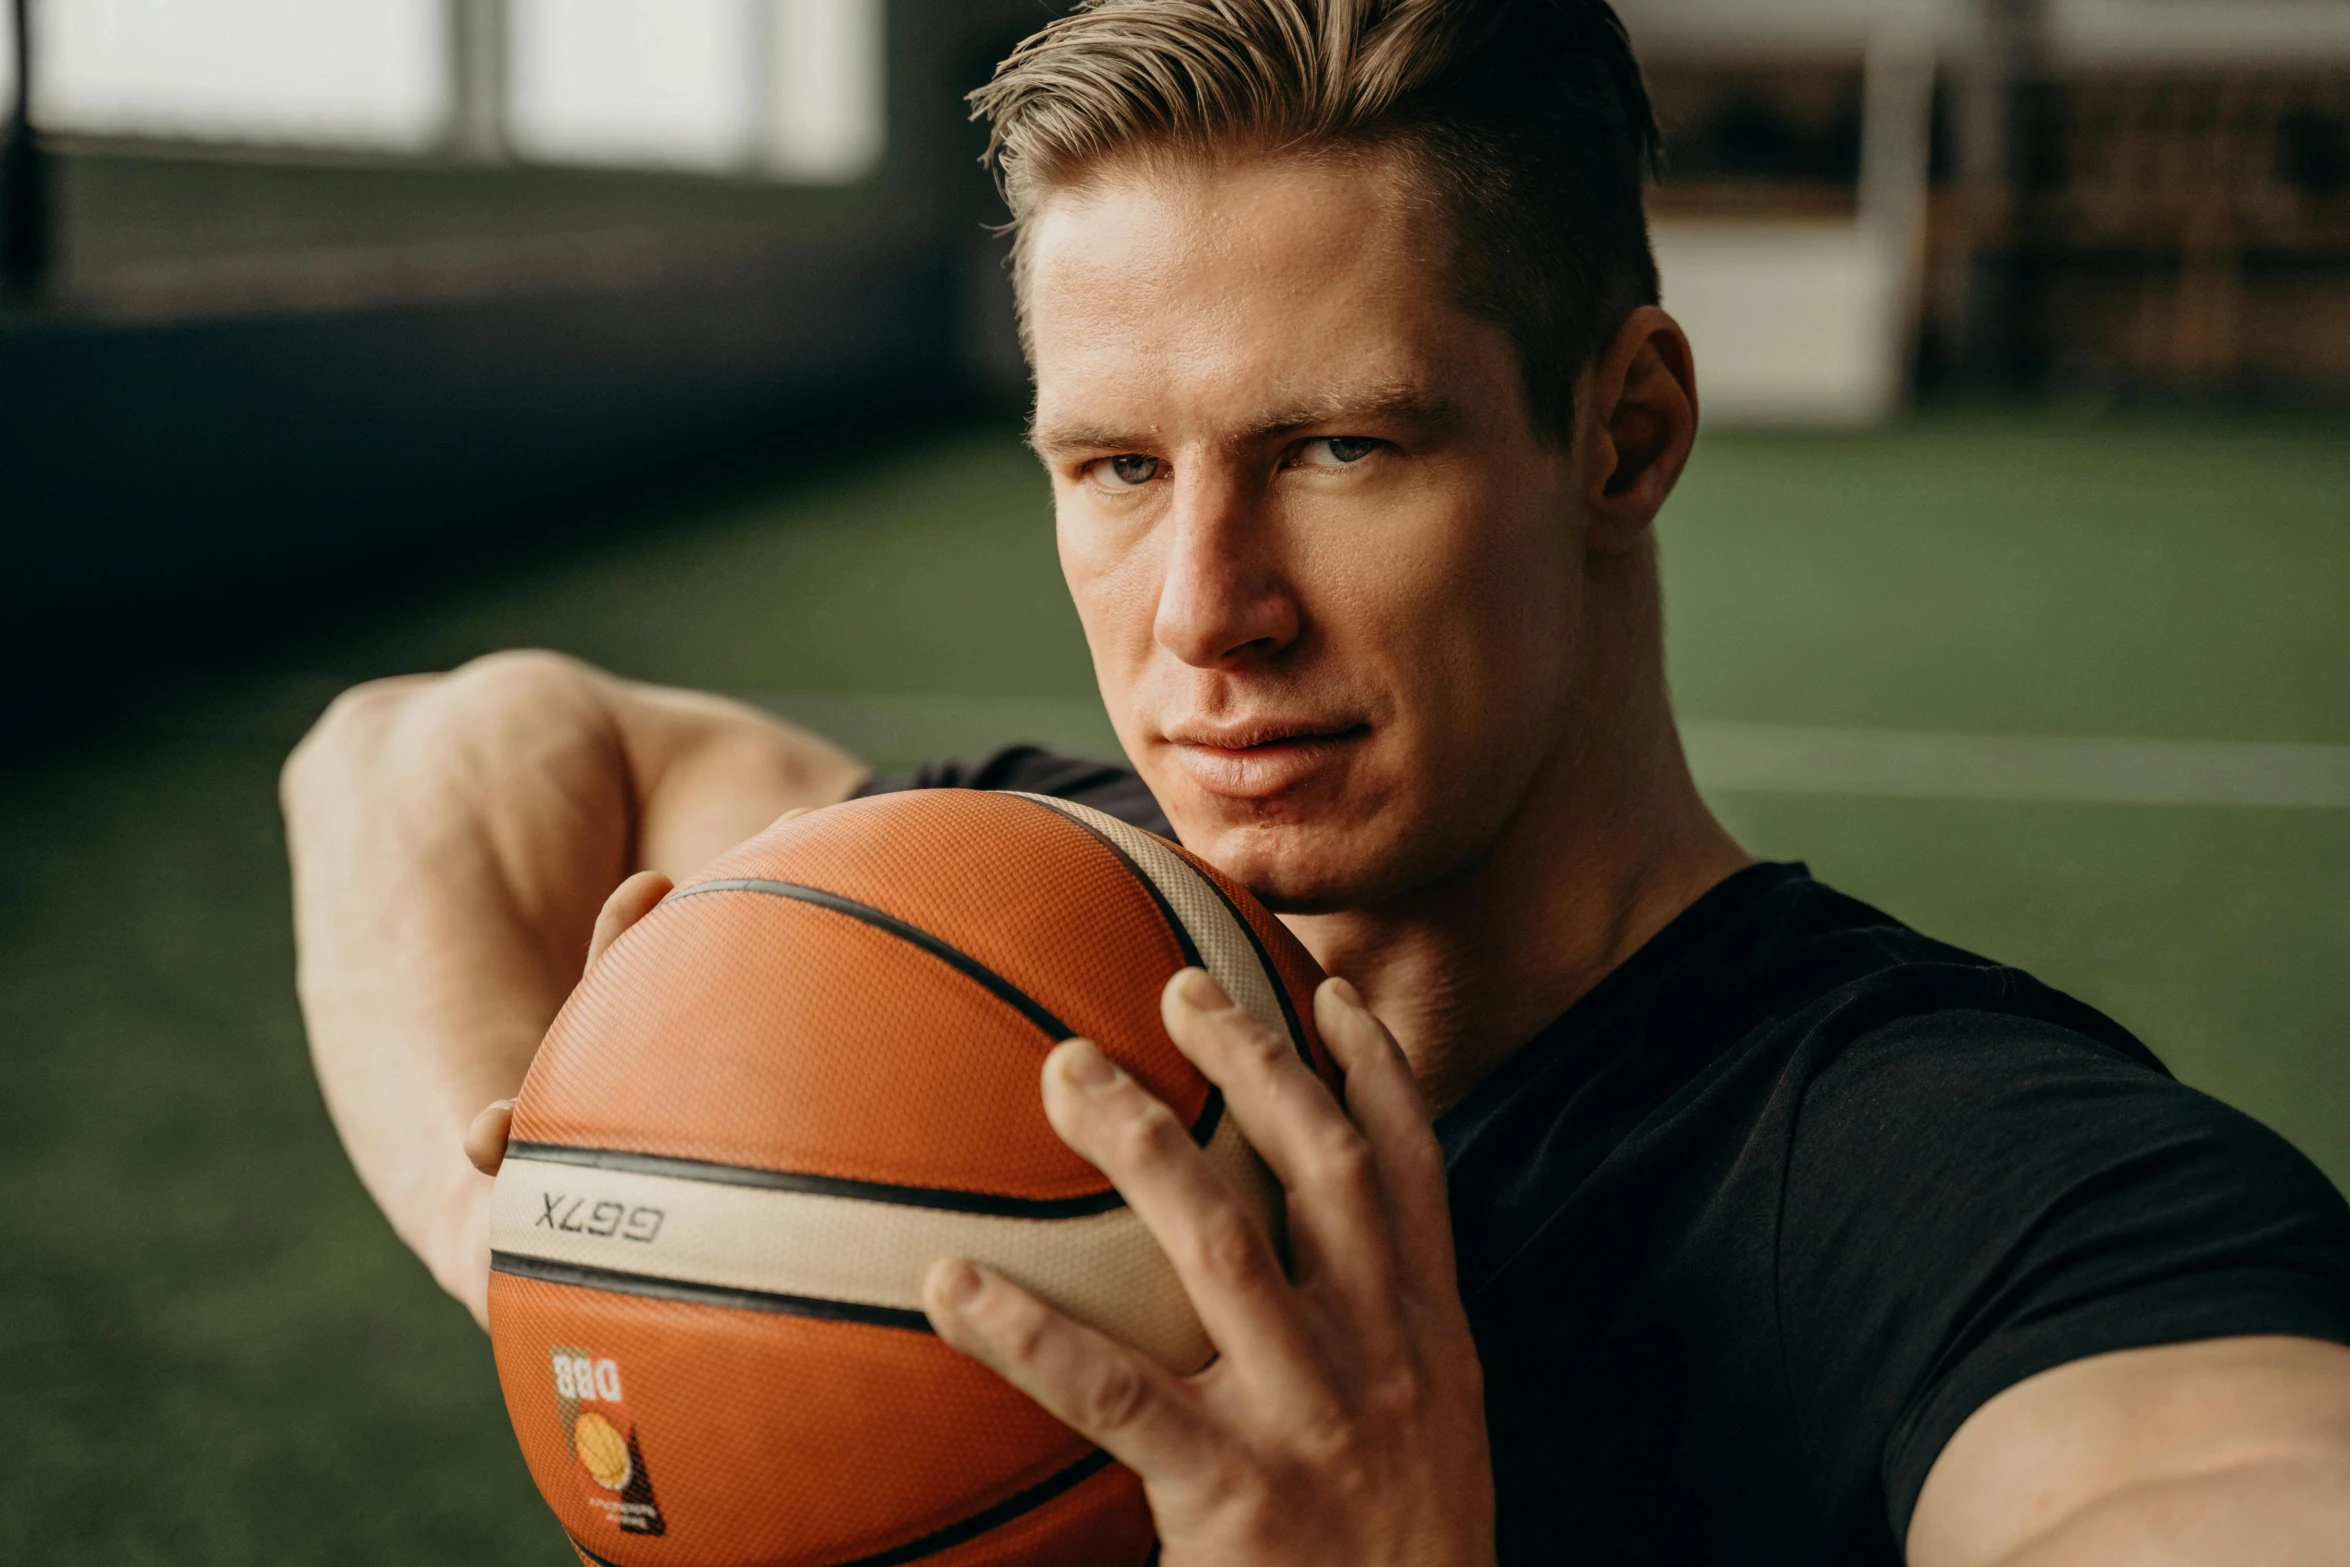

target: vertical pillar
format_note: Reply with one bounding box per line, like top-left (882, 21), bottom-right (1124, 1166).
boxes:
top-left (447, 0), bottom-right (508, 163)
top-left (3, 0), bottom-right (48, 293)
top-left (1949, 0), bottom-right (2047, 383)
top-left (1861, 26), bottom-right (1939, 414)
top-left (761, 0), bottom-right (888, 184)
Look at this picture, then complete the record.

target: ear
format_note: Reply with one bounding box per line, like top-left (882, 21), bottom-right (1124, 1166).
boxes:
top-left (1579, 306), bottom-right (1700, 553)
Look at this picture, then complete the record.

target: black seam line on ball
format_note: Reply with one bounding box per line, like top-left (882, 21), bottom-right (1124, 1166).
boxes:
top-left (668, 878), bottom-right (1074, 1041)
top-left (1193, 875), bottom-right (1315, 1070)
top-left (830, 1448), bottom-right (1119, 1567)
top-left (563, 1450), bottom-right (1118, 1567)
top-left (1007, 793), bottom-right (1206, 970)
top-left (491, 1252), bottom-right (935, 1330)
top-left (662, 873), bottom-right (1224, 1151)
top-left (1007, 795), bottom-right (1227, 1148)
top-left (505, 1139), bottom-right (1134, 1219)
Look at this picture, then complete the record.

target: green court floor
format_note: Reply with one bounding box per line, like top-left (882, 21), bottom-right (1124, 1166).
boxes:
top-left (3, 407), bottom-right (2345, 1562)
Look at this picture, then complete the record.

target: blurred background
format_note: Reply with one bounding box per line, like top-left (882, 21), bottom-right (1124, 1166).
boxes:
top-left (2, 0), bottom-right (2345, 1560)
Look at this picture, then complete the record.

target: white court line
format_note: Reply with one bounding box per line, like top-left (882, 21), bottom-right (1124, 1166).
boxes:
top-left (742, 691), bottom-right (2350, 811)
top-left (1680, 723), bottom-right (2350, 810)
top-left (214, 682), bottom-right (2350, 810)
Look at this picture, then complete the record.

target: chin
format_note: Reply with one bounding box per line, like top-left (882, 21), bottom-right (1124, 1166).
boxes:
top-left (1166, 806), bottom-right (1420, 915)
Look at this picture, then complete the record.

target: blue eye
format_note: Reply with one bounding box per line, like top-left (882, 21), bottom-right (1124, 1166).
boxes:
top-left (1090, 454), bottom-right (1160, 489)
top-left (1298, 437), bottom-right (1382, 467)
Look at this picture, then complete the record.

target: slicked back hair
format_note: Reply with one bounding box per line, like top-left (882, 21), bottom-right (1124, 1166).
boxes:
top-left (968, 0), bottom-right (1663, 443)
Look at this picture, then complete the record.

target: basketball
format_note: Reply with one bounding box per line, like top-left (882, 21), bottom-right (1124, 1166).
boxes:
top-left (485, 789), bottom-right (1331, 1567)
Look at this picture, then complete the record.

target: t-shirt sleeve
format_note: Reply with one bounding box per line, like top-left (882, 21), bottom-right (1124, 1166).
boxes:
top-left (855, 745), bottom-right (1173, 839)
top-left (1775, 1007), bottom-right (2350, 1544)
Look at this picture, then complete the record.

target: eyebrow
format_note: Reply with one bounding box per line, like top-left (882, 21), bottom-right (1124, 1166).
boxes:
top-left (1028, 383), bottom-right (1466, 459)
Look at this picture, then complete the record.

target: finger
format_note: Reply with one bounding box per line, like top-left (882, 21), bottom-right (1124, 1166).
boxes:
top-left (586, 870), bottom-right (672, 970)
top-left (1313, 977), bottom-right (1457, 1286)
top-left (923, 1257), bottom-right (1210, 1479)
top-left (771, 805), bottom-right (816, 829)
top-left (464, 1100), bottom-right (515, 1176)
top-left (1160, 969), bottom-right (1399, 1306)
top-left (1041, 1037), bottom-right (1320, 1380)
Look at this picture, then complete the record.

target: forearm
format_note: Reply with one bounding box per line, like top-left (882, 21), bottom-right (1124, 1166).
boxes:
top-left (1912, 1338), bottom-right (2350, 1567)
top-left (1992, 1457), bottom-right (2350, 1566)
top-left (284, 652), bottom-right (864, 1322)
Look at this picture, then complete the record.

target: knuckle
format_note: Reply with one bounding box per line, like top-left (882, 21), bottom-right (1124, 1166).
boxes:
top-left (1213, 1473), bottom-right (1284, 1537)
top-left (1186, 1206), bottom-right (1273, 1289)
top-left (1077, 1357), bottom-right (1153, 1435)
top-left (1111, 1098), bottom-right (1187, 1166)
top-left (1362, 1365), bottom-right (1428, 1425)
top-left (988, 1292), bottom-right (1056, 1368)
top-left (1310, 1127), bottom-right (1376, 1193)
top-left (1233, 1022), bottom-right (1291, 1076)
top-left (1203, 998), bottom-right (1285, 1056)
top-left (446, 648), bottom-right (591, 713)
top-left (283, 678), bottom-right (413, 798)
top-left (1291, 1407), bottom-right (1371, 1474)
top-left (1398, 1136), bottom-right (1450, 1198)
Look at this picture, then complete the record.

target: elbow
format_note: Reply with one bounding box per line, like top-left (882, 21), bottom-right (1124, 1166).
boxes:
top-left (281, 650), bottom-right (612, 816)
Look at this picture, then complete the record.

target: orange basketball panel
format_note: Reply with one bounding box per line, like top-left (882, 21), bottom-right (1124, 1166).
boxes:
top-left (491, 1274), bottom-right (1134, 1567)
top-left (902, 1456), bottom-right (1153, 1567)
top-left (564, 1464), bottom-right (1151, 1567)
top-left (516, 894), bottom-right (1158, 1200)
top-left (686, 795), bottom-right (1204, 1094)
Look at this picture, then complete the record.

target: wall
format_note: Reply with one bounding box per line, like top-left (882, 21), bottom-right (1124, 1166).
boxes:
top-left (0, 0), bottom-right (1042, 698)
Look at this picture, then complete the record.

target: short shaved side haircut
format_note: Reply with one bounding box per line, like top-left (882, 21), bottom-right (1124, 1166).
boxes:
top-left (968, 0), bottom-right (1663, 443)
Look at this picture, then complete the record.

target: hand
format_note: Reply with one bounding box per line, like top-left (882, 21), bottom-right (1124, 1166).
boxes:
top-left (465, 865), bottom-right (674, 1176)
top-left (464, 797), bottom-right (815, 1178)
top-left (922, 968), bottom-right (1496, 1567)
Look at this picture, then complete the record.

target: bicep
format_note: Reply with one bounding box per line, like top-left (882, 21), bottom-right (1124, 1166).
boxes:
top-left (1907, 1335), bottom-right (2350, 1567)
top-left (609, 680), bottom-right (867, 880)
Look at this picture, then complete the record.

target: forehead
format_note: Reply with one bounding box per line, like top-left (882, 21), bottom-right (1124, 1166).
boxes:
top-left (1024, 151), bottom-right (1490, 443)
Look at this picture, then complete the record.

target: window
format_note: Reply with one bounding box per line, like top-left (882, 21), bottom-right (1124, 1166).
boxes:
top-left (764, 0), bottom-right (886, 182)
top-left (33, 0), bottom-right (448, 151)
top-left (506, 0), bottom-right (885, 180)
top-left (506, 0), bottom-right (757, 173)
top-left (20, 0), bottom-right (888, 182)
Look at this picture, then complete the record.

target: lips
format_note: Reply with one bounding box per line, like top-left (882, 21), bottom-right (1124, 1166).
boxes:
top-left (1164, 718), bottom-right (1360, 750)
top-left (1159, 719), bottom-right (1370, 800)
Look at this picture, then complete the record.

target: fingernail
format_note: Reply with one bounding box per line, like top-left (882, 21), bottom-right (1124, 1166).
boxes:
top-left (1325, 977), bottom-right (1364, 1012)
top-left (1058, 1039), bottom-right (1121, 1090)
top-left (1172, 967), bottom-right (1230, 1011)
top-left (936, 1259), bottom-right (983, 1309)
top-left (490, 1099), bottom-right (516, 1113)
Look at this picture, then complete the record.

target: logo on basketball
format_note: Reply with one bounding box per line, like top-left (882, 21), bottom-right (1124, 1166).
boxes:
top-left (549, 1347), bottom-right (666, 1536)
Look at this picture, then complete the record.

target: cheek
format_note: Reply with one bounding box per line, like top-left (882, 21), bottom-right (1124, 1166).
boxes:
top-left (1329, 523), bottom-right (1579, 821)
top-left (1055, 500), bottom-right (1159, 667)
top-left (1316, 487), bottom-right (1577, 706)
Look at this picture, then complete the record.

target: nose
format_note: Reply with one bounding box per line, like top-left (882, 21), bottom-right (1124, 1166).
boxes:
top-left (1152, 466), bottom-right (1302, 669)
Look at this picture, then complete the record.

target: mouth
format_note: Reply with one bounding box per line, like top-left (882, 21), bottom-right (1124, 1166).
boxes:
top-left (1159, 720), bottom-right (1372, 800)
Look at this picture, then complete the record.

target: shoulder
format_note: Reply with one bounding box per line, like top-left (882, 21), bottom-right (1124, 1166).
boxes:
top-left (1785, 1001), bottom-right (2343, 1245)
top-left (857, 746), bottom-right (1172, 839)
top-left (1776, 998), bottom-right (2350, 1537)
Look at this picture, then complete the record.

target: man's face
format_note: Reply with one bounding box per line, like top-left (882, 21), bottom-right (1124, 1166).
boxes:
top-left (1027, 150), bottom-right (1590, 912)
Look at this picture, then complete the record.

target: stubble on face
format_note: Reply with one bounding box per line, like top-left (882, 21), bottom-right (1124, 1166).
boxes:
top-left (1025, 149), bottom-right (1587, 915)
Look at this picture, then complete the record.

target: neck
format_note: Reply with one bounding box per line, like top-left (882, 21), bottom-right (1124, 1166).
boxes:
top-left (1281, 544), bottom-right (1750, 1112)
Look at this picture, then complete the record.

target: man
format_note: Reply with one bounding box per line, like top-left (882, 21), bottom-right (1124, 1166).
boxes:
top-left (282, 2), bottom-right (2350, 1562)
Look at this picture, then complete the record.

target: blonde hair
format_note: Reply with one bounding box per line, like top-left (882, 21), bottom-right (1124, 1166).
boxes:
top-left (968, 0), bottom-right (1662, 439)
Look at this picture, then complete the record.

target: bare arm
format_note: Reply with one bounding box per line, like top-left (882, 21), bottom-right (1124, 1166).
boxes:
top-left (281, 650), bottom-right (865, 1325)
top-left (1908, 1335), bottom-right (2350, 1566)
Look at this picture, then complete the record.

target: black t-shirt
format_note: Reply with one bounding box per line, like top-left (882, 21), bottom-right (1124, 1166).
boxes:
top-left (861, 748), bottom-right (2350, 1563)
